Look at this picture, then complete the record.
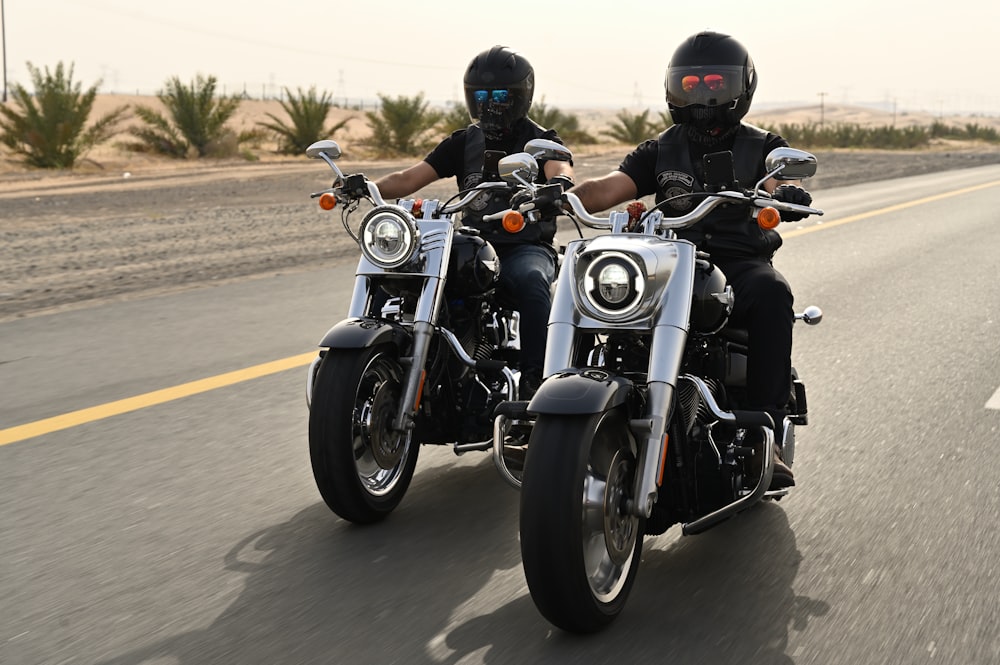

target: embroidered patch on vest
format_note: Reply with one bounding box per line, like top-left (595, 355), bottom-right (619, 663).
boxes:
top-left (462, 172), bottom-right (492, 211)
top-left (656, 170), bottom-right (696, 211)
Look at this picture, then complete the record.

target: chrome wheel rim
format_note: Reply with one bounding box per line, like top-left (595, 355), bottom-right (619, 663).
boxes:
top-left (580, 414), bottom-right (638, 602)
top-left (352, 354), bottom-right (410, 496)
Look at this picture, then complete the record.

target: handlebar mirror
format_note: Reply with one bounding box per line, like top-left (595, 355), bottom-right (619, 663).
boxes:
top-left (523, 138), bottom-right (573, 163)
top-left (306, 140), bottom-right (342, 160)
top-left (765, 147), bottom-right (817, 180)
top-left (498, 152), bottom-right (539, 186)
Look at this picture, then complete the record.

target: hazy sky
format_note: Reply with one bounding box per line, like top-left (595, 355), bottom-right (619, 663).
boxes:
top-left (2, 0), bottom-right (997, 116)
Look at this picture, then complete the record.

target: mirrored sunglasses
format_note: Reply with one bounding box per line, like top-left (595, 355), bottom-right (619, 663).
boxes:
top-left (474, 89), bottom-right (510, 103)
top-left (681, 74), bottom-right (727, 93)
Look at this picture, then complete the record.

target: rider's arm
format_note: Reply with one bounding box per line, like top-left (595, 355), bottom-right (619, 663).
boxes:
top-left (567, 171), bottom-right (638, 214)
top-left (543, 159), bottom-right (575, 182)
top-left (374, 161), bottom-right (440, 199)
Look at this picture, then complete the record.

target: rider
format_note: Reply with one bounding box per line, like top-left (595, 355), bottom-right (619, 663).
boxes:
top-left (374, 45), bottom-right (575, 399)
top-left (557, 31), bottom-right (812, 490)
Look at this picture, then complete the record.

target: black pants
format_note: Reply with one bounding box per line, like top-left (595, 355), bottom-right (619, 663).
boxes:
top-left (716, 257), bottom-right (795, 417)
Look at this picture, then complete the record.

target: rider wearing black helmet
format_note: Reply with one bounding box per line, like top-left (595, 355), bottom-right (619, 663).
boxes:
top-left (375, 46), bottom-right (575, 399)
top-left (566, 31), bottom-right (812, 490)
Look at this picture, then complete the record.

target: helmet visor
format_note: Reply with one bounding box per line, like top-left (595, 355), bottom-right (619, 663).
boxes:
top-left (666, 65), bottom-right (746, 107)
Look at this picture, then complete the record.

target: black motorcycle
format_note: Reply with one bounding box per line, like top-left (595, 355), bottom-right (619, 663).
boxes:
top-left (492, 146), bottom-right (825, 632)
top-left (303, 139), bottom-right (570, 523)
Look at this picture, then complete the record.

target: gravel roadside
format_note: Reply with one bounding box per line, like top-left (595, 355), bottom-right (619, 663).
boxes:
top-left (2, 147), bottom-right (998, 321)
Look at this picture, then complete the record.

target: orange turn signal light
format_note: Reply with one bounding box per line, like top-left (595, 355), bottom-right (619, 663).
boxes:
top-left (757, 206), bottom-right (781, 230)
top-left (318, 192), bottom-right (337, 211)
top-left (502, 210), bottom-right (526, 233)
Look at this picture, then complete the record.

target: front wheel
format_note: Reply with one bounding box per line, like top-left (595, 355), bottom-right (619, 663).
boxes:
top-left (309, 346), bottom-right (419, 524)
top-left (519, 409), bottom-right (643, 633)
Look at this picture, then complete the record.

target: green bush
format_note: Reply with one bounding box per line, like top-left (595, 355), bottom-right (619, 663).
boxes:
top-left (530, 99), bottom-right (597, 145)
top-left (438, 103), bottom-right (472, 135)
top-left (124, 75), bottom-right (243, 158)
top-left (602, 109), bottom-right (656, 144)
top-left (0, 62), bottom-right (129, 169)
top-left (364, 93), bottom-right (443, 157)
top-left (257, 86), bottom-right (353, 155)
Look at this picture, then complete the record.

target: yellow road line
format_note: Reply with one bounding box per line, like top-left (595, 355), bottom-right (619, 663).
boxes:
top-left (4, 177), bottom-right (1000, 448)
top-left (0, 351), bottom-right (317, 447)
top-left (783, 179), bottom-right (1000, 238)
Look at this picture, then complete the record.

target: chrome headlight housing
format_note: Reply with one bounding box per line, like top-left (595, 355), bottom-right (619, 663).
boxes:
top-left (582, 251), bottom-right (646, 318)
top-left (359, 206), bottom-right (419, 269)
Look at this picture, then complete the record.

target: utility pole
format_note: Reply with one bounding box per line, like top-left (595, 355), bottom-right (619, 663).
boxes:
top-left (1, 0), bottom-right (7, 103)
top-left (818, 91), bottom-right (828, 127)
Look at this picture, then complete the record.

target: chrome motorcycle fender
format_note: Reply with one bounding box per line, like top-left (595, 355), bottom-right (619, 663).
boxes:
top-left (527, 369), bottom-right (632, 415)
top-left (317, 317), bottom-right (412, 351)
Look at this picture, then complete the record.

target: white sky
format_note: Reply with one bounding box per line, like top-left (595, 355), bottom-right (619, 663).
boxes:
top-left (2, 0), bottom-right (998, 116)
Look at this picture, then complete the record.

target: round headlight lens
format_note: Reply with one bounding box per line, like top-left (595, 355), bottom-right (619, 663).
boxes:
top-left (597, 263), bottom-right (631, 304)
top-left (583, 252), bottom-right (645, 317)
top-left (360, 208), bottom-right (417, 269)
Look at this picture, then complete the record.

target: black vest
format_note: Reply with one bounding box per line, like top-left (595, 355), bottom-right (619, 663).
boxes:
top-left (460, 120), bottom-right (557, 248)
top-left (653, 124), bottom-right (781, 259)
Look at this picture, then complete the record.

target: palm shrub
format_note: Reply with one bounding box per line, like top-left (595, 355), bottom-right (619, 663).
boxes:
top-left (0, 61), bottom-right (129, 168)
top-left (257, 86), bottom-right (353, 154)
top-left (364, 93), bottom-right (444, 157)
top-left (602, 109), bottom-right (656, 144)
top-left (529, 99), bottom-right (597, 145)
top-left (125, 75), bottom-right (243, 158)
top-left (439, 103), bottom-right (472, 134)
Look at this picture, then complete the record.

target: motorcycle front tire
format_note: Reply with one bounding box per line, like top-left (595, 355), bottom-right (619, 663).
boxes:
top-left (308, 345), bottom-right (419, 524)
top-left (519, 408), bottom-right (643, 633)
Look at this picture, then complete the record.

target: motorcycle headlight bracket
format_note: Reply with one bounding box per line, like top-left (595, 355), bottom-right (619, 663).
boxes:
top-left (359, 206), bottom-right (420, 269)
top-left (581, 251), bottom-right (646, 319)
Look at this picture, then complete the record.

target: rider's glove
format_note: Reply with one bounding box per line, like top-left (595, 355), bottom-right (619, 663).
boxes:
top-left (336, 173), bottom-right (368, 202)
top-left (771, 184), bottom-right (812, 222)
top-left (518, 183), bottom-right (567, 219)
top-left (546, 174), bottom-right (575, 194)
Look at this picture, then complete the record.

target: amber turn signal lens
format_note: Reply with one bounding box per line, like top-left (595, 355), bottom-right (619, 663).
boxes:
top-left (502, 211), bottom-right (526, 233)
top-left (757, 206), bottom-right (781, 230)
top-left (318, 193), bottom-right (337, 210)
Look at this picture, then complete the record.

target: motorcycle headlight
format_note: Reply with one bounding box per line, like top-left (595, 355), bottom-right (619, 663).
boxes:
top-left (359, 206), bottom-right (419, 269)
top-left (583, 252), bottom-right (645, 317)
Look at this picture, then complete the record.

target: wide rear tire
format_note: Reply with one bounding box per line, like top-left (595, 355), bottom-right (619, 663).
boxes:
top-left (519, 409), bottom-right (643, 633)
top-left (309, 346), bottom-right (419, 524)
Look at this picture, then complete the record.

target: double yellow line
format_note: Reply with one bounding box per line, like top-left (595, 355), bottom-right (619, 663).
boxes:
top-left (3, 178), bottom-right (999, 447)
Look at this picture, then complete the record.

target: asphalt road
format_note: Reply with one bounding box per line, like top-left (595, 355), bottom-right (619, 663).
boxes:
top-left (2, 165), bottom-right (1000, 664)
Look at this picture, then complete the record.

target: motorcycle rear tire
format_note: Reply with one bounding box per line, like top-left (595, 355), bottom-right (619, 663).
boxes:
top-left (519, 409), bottom-right (643, 633)
top-left (309, 345), bottom-right (419, 524)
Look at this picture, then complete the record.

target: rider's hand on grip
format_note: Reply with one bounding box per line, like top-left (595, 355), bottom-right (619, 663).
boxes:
top-left (336, 173), bottom-right (368, 202)
top-left (772, 184), bottom-right (812, 221)
top-left (514, 183), bottom-right (566, 219)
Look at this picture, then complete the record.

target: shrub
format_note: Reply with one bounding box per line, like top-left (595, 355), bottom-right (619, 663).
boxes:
top-left (602, 109), bottom-right (656, 144)
top-left (124, 75), bottom-right (243, 158)
top-left (0, 61), bottom-right (129, 169)
top-left (257, 86), bottom-right (353, 155)
top-left (439, 103), bottom-right (472, 135)
top-left (364, 93), bottom-right (443, 157)
top-left (530, 99), bottom-right (597, 145)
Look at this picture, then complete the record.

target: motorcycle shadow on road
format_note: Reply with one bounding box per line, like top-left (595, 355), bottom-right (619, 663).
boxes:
top-left (94, 455), bottom-right (527, 665)
top-left (441, 502), bottom-right (830, 665)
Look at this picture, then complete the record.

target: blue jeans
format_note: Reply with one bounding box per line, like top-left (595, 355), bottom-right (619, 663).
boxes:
top-left (495, 244), bottom-right (557, 375)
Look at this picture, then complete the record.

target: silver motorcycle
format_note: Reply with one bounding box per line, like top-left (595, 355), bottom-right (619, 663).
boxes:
top-left (493, 145), bottom-right (824, 632)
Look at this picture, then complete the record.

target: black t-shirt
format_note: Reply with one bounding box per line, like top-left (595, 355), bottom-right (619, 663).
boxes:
top-left (424, 120), bottom-right (564, 186)
top-left (618, 129), bottom-right (788, 197)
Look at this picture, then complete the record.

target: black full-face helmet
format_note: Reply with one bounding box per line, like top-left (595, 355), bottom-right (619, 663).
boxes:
top-left (664, 31), bottom-right (757, 138)
top-left (464, 46), bottom-right (534, 141)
